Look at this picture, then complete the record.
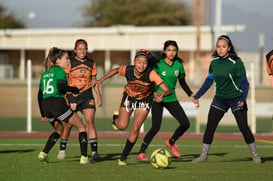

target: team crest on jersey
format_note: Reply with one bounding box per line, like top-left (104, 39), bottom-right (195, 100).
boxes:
top-left (175, 70), bottom-right (179, 77)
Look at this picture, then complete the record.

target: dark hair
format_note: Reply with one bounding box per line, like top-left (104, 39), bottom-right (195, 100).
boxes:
top-left (212, 35), bottom-right (238, 58)
top-left (45, 47), bottom-right (66, 70)
top-left (160, 40), bottom-right (183, 63)
top-left (135, 49), bottom-right (158, 68)
top-left (74, 39), bottom-right (88, 49)
top-left (72, 39), bottom-right (88, 58)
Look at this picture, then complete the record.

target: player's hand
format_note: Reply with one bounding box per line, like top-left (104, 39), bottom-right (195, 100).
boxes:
top-left (41, 117), bottom-right (47, 121)
top-left (97, 96), bottom-right (103, 107)
top-left (192, 96), bottom-right (199, 108)
top-left (155, 92), bottom-right (164, 103)
top-left (237, 101), bottom-right (244, 108)
top-left (93, 80), bottom-right (102, 88)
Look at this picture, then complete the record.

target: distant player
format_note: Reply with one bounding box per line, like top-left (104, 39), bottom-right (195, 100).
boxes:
top-left (265, 49), bottom-right (273, 87)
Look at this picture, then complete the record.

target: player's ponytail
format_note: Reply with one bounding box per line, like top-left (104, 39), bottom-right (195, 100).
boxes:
top-left (45, 47), bottom-right (65, 70)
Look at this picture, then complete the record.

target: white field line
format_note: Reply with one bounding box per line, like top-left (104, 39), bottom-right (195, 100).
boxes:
top-left (0, 143), bottom-right (273, 148)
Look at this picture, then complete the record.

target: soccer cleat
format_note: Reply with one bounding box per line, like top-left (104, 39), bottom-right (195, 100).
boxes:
top-left (252, 154), bottom-right (262, 164)
top-left (112, 111), bottom-right (119, 130)
top-left (38, 151), bottom-right (48, 164)
top-left (165, 140), bottom-right (181, 158)
top-left (192, 155), bottom-right (207, 163)
top-left (92, 151), bottom-right (100, 161)
top-left (57, 150), bottom-right (66, 159)
top-left (80, 155), bottom-right (89, 164)
top-left (118, 159), bottom-right (127, 166)
top-left (136, 153), bottom-right (149, 161)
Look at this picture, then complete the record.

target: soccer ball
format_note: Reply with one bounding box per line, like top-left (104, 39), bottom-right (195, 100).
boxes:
top-left (150, 148), bottom-right (171, 169)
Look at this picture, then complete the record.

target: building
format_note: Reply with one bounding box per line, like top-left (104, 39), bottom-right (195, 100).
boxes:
top-left (0, 25), bottom-right (246, 83)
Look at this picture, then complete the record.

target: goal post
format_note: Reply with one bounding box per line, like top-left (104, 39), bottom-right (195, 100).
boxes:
top-left (27, 59), bottom-right (32, 133)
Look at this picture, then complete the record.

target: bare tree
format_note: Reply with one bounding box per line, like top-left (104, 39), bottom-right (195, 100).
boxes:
top-left (81, 0), bottom-right (193, 27)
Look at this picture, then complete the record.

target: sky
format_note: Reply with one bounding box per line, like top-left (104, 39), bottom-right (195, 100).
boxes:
top-left (1, 0), bottom-right (273, 53)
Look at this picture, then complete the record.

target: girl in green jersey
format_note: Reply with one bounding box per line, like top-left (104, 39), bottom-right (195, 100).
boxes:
top-left (37, 47), bottom-right (89, 164)
top-left (137, 40), bottom-right (195, 160)
top-left (192, 35), bottom-right (261, 164)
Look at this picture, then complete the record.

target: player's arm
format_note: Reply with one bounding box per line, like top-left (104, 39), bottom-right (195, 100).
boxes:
top-left (57, 79), bottom-right (79, 94)
top-left (92, 75), bottom-right (103, 107)
top-left (178, 76), bottom-right (193, 97)
top-left (37, 86), bottom-right (47, 121)
top-left (95, 67), bottom-right (120, 86)
top-left (150, 70), bottom-right (171, 97)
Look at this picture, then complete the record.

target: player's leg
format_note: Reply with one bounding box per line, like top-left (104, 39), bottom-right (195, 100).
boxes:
top-left (165, 101), bottom-right (190, 157)
top-left (39, 120), bottom-right (63, 163)
top-left (233, 109), bottom-right (262, 164)
top-left (57, 122), bottom-right (72, 159)
top-left (114, 107), bottom-right (132, 130)
top-left (119, 108), bottom-right (149, 165)
top-left (82, 108), bottom-right (100, 161)
top-left (192, 106), bottom-right (225, 163)
top-left (67, 112), bottom-right (89, 164)
top-left (137, 102), bottom-right (163, 160)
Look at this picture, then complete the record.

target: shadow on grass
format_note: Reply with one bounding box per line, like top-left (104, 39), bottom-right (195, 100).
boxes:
top-left (171, 152), bottom-right (229, 162)
top-left (0, 149), bottom-right (35, 154)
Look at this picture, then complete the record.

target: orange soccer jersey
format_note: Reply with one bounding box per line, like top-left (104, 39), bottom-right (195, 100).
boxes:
top-left (119, 65), bottom-right (163, 100)
top-left (65, 57), bottom-right (97, 93)
top-left (266, 49), bottom-right (273, 75)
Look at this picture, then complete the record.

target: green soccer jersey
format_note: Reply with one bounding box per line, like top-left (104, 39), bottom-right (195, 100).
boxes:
top-left (39, 66), bottom-right (67, 99)
top-left (153, 59), bottom-right (186, 103)
top-left (209, 55), bottom-right (246, 99)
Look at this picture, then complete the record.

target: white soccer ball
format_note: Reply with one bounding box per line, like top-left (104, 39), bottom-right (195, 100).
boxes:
top-left (150, 148), bottom-right (171, 169)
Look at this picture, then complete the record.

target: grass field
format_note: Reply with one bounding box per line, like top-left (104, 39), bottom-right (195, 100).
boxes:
top-left (0, 138), bottom-right (273, 181)
top-left (0, 117), bottom-right (272, 133)
top-left (0, 117), bottom-right (273, 180)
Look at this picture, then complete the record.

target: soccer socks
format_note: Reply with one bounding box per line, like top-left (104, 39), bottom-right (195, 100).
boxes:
top-left (121, 139), bottom-right (135, 160)
top-left (200, 143), bottom-right (210, 158)
top-left (43, 132), bottom-right (60, 153)
top-left (89, 138), bottom-right (98, 153)
top-left (248, 142), bottom-right (258, 156)
top-left (79, 132), bottom-right (88, 156)
top-left (139, 141), bottom-right (148, 153)
top-left (168, 138), bottom-right (176, 146)
top-left (59, 139), bottom-right (68, 151)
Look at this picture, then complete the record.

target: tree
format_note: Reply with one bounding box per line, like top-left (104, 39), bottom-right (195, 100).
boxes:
top-left (0, 3), bottom-right (25, 28)
top-left (81, 0), bottom-right (193, 27)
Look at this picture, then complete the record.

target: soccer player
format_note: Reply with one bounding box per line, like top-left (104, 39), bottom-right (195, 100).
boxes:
top-left (57, 39), bottom-right (102, 162)
top-left (191, 35), bottom-right (262, 164)
top-left (37, 47), bottom-right (88, 164)
top-left (94, 49), bottom-right (172, 166)
top-left (265, 49), bottom-right (273, 87)
top-left (137, 40), bottom-right (196, 160)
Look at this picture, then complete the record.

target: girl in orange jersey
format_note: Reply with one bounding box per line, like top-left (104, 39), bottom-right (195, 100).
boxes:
top-left (94, 49), bottom-right (171, 166)
top-left (57, 39), bottom-right (102, 162)
top-left (266, 49), bottom-right (273, 87)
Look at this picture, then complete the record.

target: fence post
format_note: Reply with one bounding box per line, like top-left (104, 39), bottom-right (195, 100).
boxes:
top-left (250, 62), bottom-right (256, 134)
top-left (27, 59), bottom-right (32, 133)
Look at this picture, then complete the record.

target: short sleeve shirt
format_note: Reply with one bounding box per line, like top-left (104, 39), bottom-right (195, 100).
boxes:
top-left (39, 66), bottom-right (67, 99)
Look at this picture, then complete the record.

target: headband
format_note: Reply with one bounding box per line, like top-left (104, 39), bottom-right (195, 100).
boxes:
top-left (217, 36), bottom-right (231, 45)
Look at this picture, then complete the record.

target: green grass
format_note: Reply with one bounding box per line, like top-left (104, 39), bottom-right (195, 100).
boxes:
top-left (0, 138), bottom-right (273, 181)
top-left (0, 117), bottom-right (272, 133)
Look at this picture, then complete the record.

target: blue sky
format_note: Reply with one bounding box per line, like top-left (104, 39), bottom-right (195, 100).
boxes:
top-left (1, 0), bottom-right (273, 52)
